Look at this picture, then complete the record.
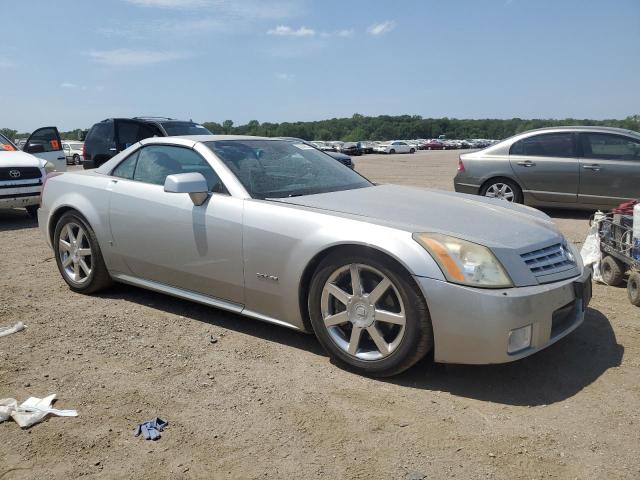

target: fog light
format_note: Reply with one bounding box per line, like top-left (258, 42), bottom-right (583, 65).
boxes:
top-left (508, 324), bottom-right (532, 354)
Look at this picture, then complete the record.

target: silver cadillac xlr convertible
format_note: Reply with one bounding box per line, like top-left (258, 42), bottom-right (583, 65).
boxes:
top-left (39, 136), bottom-right (592, 376)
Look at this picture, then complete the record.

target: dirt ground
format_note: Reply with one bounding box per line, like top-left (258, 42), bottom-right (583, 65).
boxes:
top-left (1, 150), bottom-right (639, 479)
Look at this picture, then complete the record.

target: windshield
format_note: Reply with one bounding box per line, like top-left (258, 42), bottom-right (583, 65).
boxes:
top-left (160, 121), bottom-right (212, 136)
top-left (0, 133), bottom-right (16, 151)
top-left (206, 139), bottom-right (371, 199)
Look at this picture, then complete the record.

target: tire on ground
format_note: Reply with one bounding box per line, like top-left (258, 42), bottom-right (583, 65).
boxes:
top-left (601, 255), bottom-right (625, 287)
top-left (480, 177), bottom-right (524, 204)
top-left (53, 211), bottom-right (113, 294)
top-left (627, 271), bottom-right (640, 306)
top-left (308, 249), bottom-right (433, 377)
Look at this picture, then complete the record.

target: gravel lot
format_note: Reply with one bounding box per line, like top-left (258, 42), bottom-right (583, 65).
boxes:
top-left (1, 150), bottom-right (639, 479)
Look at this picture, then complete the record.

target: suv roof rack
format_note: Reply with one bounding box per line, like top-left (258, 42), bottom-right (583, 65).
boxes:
top-left (132, 116), bottom-right (175, 121)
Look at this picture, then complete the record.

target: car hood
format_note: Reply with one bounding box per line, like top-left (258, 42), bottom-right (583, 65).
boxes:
top-left (0, 150), bottom-right (45, 168)
top-left (276, 184), bottom-right (563, 250)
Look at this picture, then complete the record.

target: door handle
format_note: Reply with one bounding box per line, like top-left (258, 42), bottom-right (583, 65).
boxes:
top-left (582, 164), bottom-right (602, 171)
top-left (109, 148), bottom-right (117, 152)
top-left (517, 161), bottom-right (536, 167)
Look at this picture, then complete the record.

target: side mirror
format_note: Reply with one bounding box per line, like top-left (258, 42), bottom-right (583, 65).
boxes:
top-left (24, 143), bottom-right (45, 154)
top-left (164, 172), bottom-right (209, 206)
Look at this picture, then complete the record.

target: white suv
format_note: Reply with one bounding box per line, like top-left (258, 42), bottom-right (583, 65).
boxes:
top-left (0, 128), bottom-right (64, 217)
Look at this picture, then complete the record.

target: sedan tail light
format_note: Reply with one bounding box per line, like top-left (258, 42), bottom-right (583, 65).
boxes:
top-left (457, 158), bottom-right (465, 172)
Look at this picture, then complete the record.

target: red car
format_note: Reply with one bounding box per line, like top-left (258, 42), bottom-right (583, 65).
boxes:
top-left (423, 140), bottom-right (446, 150)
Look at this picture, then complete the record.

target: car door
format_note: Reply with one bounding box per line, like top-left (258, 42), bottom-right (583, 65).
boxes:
top-left (577, 132), bottom-right (640, 208)
top-left (106, 143), bottom-right (245, 304)
top-left (508, 132), bottom-right (579, 204)
top-left (23, 127), bottom-right (66, 171)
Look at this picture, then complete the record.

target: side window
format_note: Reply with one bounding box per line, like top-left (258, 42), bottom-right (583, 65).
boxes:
top-left (112, 150), bottom-right (139, 180)
top-left (510, 133), bottom-right (575, 157)
top-left (88, 123), bottom-right (114, 147)
top-left (133, 145), bottom-right (226, 192)
top-left (581, 133), bottom-right (640, 161)
top-left (116, 121), bottom-right (142, 151)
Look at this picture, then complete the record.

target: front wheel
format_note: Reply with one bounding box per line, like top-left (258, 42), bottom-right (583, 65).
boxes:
top-left (389, 149), bottom-right (396, 154)
top-left (409, 148), bottom-right (415, 154)
top-left (308, 251), bottom-right (433, 377)
top-left (54, 212), bottom-right (112, 294)
top-left (480, 178), bottom-right (523, 203)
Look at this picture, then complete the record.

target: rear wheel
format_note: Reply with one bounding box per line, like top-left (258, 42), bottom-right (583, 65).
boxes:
top-left (627, 271), bottom-right (640, 307)
top-left (308, 251), bottom-right (433, 377)
top-left (481, 178), bottom-right (523, 203)
top-left (73, 154), bottom-right (81, 165)
top-left (601, 255), bottom-right (625, 287)
top-left (54, 212), bottom-right (112, 294)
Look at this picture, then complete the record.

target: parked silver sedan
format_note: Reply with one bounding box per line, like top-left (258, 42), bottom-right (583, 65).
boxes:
top-left (39, 136), bottom-right (591, 376)
top-left (454, 126), bottom-right (640, 209)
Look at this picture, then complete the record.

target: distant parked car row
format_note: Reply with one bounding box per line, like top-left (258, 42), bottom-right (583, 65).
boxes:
top-left (307, 138), bottom-right (498, 155)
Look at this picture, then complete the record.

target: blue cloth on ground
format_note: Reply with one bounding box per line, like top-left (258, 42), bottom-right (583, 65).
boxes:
top-left (134, 417), bottom-right (168, 440)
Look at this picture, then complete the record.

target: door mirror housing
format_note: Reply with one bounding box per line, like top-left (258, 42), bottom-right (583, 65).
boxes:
top-left (164, 172), bottom-right (209, 206)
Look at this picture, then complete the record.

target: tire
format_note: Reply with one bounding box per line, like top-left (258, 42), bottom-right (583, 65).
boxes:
top-left (410, 148), bottom-right (415, 154)
top-left (389, 149), bottom-right (396, 154)
top-left (53, 211), bottom-right (112, 294)
top-left (308, 250), bottom-right (433, 377)
top-left (601, 255), bottom-right (625, 287)
top-left (627, 271), bottom-right (640, 307)
top-left (25, 205), bottom-right (39, 218)
top-left (480, 178), bottom-right (523, 203)
top-left (73, 154), bottom-right (81, 165)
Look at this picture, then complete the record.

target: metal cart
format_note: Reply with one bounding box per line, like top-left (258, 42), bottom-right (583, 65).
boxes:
top-left (598, 214), bottom-right (640, 306)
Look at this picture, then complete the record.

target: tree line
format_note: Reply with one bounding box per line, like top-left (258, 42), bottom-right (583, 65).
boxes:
top-left (3, 114), bottom-right (639, 143)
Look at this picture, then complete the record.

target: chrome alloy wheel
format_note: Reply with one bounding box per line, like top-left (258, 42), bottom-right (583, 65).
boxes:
top-left (485, 182), bottom-right (515, 201)
top-left (58, 222), bottom-right (93, 284)
top-left (321, 264), bottom-right (406, 361)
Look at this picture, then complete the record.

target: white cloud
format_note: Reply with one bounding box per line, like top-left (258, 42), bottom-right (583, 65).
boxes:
top-left (367, 20), bottom-right (396, 36)
top-left (60, 82), bottom-right (78, 88)
top-left (320, 29), bottom-right (354, 38)
top-left (267, 25), bottom-right (315, 37)
top-left (88, 49), bottom-right (191, 66)
top-left (276, 73), bottom-right (294, 81)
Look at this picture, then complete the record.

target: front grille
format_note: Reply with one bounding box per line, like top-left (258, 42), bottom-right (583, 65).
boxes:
top-left (0, 167), bottom-right (42, 181)
top-left (521, 243), bottom-right (575, 276)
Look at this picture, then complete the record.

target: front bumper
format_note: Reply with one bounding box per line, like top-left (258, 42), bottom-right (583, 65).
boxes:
top-left (414, 267), bottom-right (591, 364)
top-left (0, 188), bottom-right (41, 209)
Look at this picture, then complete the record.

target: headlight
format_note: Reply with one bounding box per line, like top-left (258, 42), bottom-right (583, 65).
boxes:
top-left (413, 233), bottom-right (513, 288)
top-left (43, 161), bottom-right (56, 174)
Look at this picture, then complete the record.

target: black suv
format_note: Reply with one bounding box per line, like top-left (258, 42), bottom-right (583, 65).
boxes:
top-left (82, 117), bottom-right (211, 169)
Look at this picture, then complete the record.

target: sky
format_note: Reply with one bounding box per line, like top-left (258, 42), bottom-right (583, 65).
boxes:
top-left (1, 0), bottom-right (639, 131)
